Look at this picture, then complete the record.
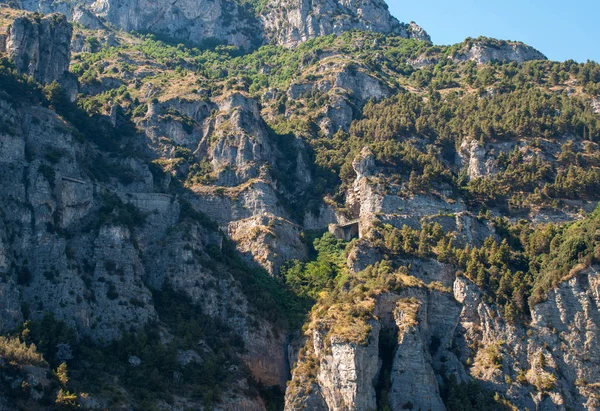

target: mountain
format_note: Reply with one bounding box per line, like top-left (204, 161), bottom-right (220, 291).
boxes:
top-left (0, 1), bottom-right (599, 410)
top-left (5, 0), bottom-right (430, 48)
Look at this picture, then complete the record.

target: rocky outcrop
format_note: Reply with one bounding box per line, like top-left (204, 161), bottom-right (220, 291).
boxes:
top-left (261, 0), bottom-right (429, 47)
top-left (454, 268), bottom-right (600, 410)
top-left (317, 326), bottom-right (380, 411)
top-left (285, 264), bottom-right (467, 411)
top-left (5, 13), bottom-right (77, 97)
top-left (72, 5), bottom-right (104, 29)
top-left (458, 139), bottom-right (488, 180)
top-left (209, 93), bottom-right (275, 186)
top-left (453, 38), bottom-right (547, 64)
top-left (592, 97), bottom-right (600, 114)
top-left (0, 84), bottom-right (293, 407)
top-left (12, 0), bottom-right (74, 17)
top-left (388, 295), bottom-right (448, 411)
top-left (406, 21), bottom-right (430, 42)
top-left (6, 13), bottom-right (69, 82)
top-left (9, 0), bottom-right (430, 49)
top-left (90, 0), bottom-right (262, 50)
top-left (286, 261), bottom-right (600, 411)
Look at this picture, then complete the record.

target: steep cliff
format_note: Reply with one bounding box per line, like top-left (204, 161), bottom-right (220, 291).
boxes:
top-left (453, 37), bottom-right (547, 64)
top-left (90, 0), bottom-right (262, 49)
top-left (4, 12), bottom-right (77, 96)
top-left (5, 0), bottom-right (430, 48)
top-left (261, 0), bottom-right (429, 47)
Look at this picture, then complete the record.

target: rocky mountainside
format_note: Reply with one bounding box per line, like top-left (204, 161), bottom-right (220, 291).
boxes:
top-left (6, 0), bottom-right (429, 48)
top-left (0, 1), bottom-right (599, 410)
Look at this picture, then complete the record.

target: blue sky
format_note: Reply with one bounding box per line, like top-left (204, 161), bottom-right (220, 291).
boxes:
top-left (387, 0), bottom-right (600, 63)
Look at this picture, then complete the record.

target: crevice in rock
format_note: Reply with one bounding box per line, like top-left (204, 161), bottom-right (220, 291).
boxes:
top-left (375, 325), bottom-right (398, 411)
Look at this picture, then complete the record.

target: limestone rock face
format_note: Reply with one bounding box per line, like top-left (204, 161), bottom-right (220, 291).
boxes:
top-left (454, 268), bottom-right (600, 410)
top-left (458, 139), bottom-right (487, 180)
top-left (406, 21), bottom-right (430, 42)
top-left (261, 0), bottom-right (429, 47)
top-left (14, 0), bottom-right (75, 17)
top-left (0, 86), bottom-right (293, 406)
top-left (317, 328), bottom-right (380, 411)
top-left (286, 263), bottom-right (600, 411)
top-left (9, 0), bottom-right (430, 49)
top-left (209, 93), bottom-right (275, 186)
top-left (6, 13), bottom-right (75, 90)
top-left (388, 295), bottom-right (448, 411)
top-left (592, 97), bottom-right (600, 114)
top-left (72, 5), bottom-right (104, 29)
top-left (285, 277), bottom-right (467, 411)
top-left (454, 39), bottom-right (547, 64)
top-left (90, 0), bottom-right (261, 49)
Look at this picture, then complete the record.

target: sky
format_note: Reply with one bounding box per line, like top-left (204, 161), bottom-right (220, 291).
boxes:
top-left (387, 0), bottom-right (600, 63)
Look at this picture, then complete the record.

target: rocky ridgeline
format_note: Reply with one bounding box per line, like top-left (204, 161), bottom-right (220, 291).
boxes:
top-left (261, 0), bottom-right (430, 46)
top-left (453, 38), bottom-right (547, 64)
top-left (6, 0), bottom-right (430, 48)
top-left (4, 0), bottom-right (550, 66)
top-left (2, 11), bottom-right (78, 97)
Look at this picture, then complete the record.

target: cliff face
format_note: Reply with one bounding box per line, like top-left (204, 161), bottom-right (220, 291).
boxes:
top-left (5, 12), bottom-right (76, 96)
top-left (285, 266), bottom-right (600, 410)
top-left (7, 0), bottom-right (430, 48)
top-left (261, 0), bottom-right (429, 47)
top-left (454, 268), bottom-right (600, 410)
top-left (0, 14), bottom-right (292, 407)
top-left (453, 38), bottom-right (547, 64)
top-left (0, 88), bottom-right (293, 409)
top-left (90, 0), bottom-right (262, 49)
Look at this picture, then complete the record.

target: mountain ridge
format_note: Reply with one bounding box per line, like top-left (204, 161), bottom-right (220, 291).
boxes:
top-left (0, 0), bottom-right (598, 410)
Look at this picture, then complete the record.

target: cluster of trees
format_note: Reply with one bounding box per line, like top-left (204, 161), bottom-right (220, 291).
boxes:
top-left (282, 233), bottom-right (347, 299)
top-left (309, 86), bottom-right (600, 209)
top-left (367, 205), bottom-right (600, 322)
top-left (351, 88), bottom-right (599, 146)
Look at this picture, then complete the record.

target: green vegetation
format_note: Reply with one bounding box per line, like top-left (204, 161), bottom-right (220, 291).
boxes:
top-left (18, 291), bottom-right (246, 409)
top-left (282, 232), bottom-right (347, 299)
top-left (367, 203), bottom-right (600, 322)
top-left (442, 376), bottom-right (511, 411)
top-left (2, 11), bottom-right (600, 409)
top-left (66, 27), bottom-right (600, 215)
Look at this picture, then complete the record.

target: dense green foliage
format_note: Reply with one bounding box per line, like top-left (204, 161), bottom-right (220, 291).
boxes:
top-left (368, 203), bottom-right (600, 322)
top-left (282, 233), bottom-right (348, 299)
top-left (443, 376), bottom-right (510, 411)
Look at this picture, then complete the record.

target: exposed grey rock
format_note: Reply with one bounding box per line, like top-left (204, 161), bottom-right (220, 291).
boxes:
top-left (389, 294), bottom-right (447, 411)
top-left (453, 38), bottom-right (547, 64)
top-left (458, 139), bottom-right (487, 180)
top-left (406, 21), bottom-right (430, 42)
top-left (317, 325), bottom-right (380, 411)
top-left (454, 269), bottom-right (600, 410)
top-left (6, 12), bottom-right (76, 94)
top-left (288, 82), bottom-right (315, 100)
top-left (261, 0), bottom-right (429, 47)
top-left (8, 0), bottom-right (429, 49)
top-left (15, 0), bottom-right (74, 17)
top-left (0, 282), bottom-right (23, 334)
top-left (334, 66), bottom-right (391, 104)
top-left (90, 0), bottom-right (262, 50)
top-left (592, 97), bottom-right (600, 114)
top-left (72, 5), bottom-right (104, 29)
top-left (128, 355), bottom-right (141, 367)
